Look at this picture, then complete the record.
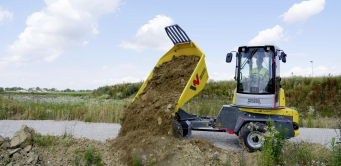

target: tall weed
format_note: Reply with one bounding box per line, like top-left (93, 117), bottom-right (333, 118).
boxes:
top-left (257, 120), bottom-right (287, 166)
top-left (331, 120), bottom-right (341, 165)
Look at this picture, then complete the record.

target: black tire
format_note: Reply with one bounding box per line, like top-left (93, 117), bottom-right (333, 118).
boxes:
top-left (238, 122), bottom-right (266, 152)
top-left (182, 129), bottom-right (188, 137)
top-left (172, 120), bottom-right (183, 139)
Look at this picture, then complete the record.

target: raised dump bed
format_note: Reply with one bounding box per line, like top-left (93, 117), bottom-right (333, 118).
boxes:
top-left (133, 24), bottom-right (209, 112)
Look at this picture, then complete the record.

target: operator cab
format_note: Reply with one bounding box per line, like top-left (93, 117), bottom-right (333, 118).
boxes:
top-left (226, 45), bottom-right (287, 109)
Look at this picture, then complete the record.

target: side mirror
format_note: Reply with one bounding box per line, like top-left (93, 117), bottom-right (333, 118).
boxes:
top-left (281, 52), bottom-right (287, 63)
top-left (226, 53), bottom-right (233, 63)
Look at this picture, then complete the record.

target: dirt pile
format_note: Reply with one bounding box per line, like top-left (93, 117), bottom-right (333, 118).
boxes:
top-left (111, 55), bottom-right (200, 164)
top-left (110, 55), bottom-right (233, 165)
top-left (118, 55), bottom-right (200, 137)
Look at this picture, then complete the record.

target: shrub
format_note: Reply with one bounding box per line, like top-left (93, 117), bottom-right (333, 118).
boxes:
top-left (257, 119), bottom-right (288, 166)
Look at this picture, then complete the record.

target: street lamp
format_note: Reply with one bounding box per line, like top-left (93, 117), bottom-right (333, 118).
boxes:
top-left (310, 61), bottom-right (313, 77)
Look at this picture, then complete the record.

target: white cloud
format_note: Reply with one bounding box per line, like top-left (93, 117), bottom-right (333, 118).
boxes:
top-left (5, 0), bottom-right (120, 65)
top-left (282, 66), bottom-right (341, 77)
top-left (0, 61), bottom-right (9, 69)
top-left (280, 0), bottom-right (325, 23)
top-left (118, 15), bottom-right (174, 52)
top-left (83, 41), bottom-right (89, 46)
top-left (248, 25), bottom-right (289, 46)
top-left (0, 7), bottom-right (13, 25)
top-left (102, 66), bottom-right (108, 69)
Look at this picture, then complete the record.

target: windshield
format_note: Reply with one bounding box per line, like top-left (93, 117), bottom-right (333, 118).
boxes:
top-left (237, 48), bottom-right (274, 94)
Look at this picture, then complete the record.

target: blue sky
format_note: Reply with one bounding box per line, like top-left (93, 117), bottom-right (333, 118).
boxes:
top-left (0, 0), bottom-right (340, 90)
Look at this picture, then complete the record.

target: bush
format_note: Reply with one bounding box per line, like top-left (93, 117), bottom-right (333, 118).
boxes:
top-left (92, 82), bottom-right (143, 99)
top-left (257, 119), bottom-right (287, 166)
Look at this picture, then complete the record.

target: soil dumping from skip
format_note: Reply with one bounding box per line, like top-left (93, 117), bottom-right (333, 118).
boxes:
top-left (110, 55), bottom-right (230, 165)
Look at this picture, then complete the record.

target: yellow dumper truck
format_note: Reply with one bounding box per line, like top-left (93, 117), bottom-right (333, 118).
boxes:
top-left (134, 24), bottom-right (299, 152)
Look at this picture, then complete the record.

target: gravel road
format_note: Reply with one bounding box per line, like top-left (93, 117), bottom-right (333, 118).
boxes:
top-left (0, 120), bottom-right (339, 151)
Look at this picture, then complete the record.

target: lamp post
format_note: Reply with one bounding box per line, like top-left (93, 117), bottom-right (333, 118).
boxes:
top-left (310, 61), bottom-right (313, 77)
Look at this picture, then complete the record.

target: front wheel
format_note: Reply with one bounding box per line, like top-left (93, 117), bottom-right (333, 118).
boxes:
top-left (238, 122), bottom-right (266, 152)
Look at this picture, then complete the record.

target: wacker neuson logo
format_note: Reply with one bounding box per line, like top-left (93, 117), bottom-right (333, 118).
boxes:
top-left (247, 98), bottom-right (261, 104)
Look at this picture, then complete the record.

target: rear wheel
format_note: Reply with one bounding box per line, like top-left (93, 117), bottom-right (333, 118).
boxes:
top-left (182, 129), bottom-right (189, 137)
top-left (238, 122), bottom-right (266, 152)
top-left (172, 120), bottom-right (183, 139)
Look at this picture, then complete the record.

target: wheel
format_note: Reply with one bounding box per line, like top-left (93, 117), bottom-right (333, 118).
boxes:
top-left (182, 129), bottom-right (188, 137)
top-left (172, 120), bottom-right (183, 139)
top-left (238, 122), bottom-right (266, 152)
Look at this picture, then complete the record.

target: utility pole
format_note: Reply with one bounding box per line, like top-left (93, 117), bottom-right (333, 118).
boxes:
top-left (310, 61), bottom-right (313, 77)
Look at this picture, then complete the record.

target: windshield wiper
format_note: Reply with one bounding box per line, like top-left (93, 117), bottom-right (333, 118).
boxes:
top-left (240, 49), bottom-right (258, 69)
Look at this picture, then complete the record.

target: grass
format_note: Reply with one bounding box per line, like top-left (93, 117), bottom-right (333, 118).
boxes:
top-left (5, 158), bottom-right (11, 164)
top-left (84, 145), bottom-right (103, 166)
top-left (331, 122), bottom-right (341, 166)
top-left (91, 76), bottom-right (341, 118)
top-left (32, 133), bottom-right (56, 146)
top-left (0, 92), bottom-right (339, 128)
top-left (72, 155), bottom-right (80, 166)
top-left (62, 127), bottom-right (74, 139)
top-left (254, 119), bottom-right (341, 166)
top-left (0, 93), bottom-right (130, 123)
top-left (132, 156), bottom-right (143, 166)
top-left (30, 133), bottom-right (105, 166)
top-left (132, 155), bottom-right (155, 166)
top-left (1, 76), bottom-right (340, 128)
top-left (257, 120), bottom-right (288, 166)
top-left (239, 149), bottom-right (246, 166)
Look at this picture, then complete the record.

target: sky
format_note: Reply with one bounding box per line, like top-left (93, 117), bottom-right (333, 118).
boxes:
top-left (0, 0), bottom-right (340, 90)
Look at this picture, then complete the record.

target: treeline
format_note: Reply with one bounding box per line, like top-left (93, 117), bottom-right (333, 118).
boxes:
top-left (1, 87), bottom-right (25, 91)
top-left (59, 88), bottom-right (92, 92)
top-left (0, 87), bottom-right (92, 92)
top-left (92, 82), bottom-right (143, 99)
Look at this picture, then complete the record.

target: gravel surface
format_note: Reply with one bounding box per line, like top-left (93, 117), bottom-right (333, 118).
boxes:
top-left (0, 120), bottom-right (120, 142)
top-left (0, 120), bottom-right (339, 151)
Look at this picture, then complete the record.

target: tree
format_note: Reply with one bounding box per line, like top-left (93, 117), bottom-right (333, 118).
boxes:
top-left (36, 87), bottom-right (41, 91)
top-left (0, 87), bottom-right (4, 92)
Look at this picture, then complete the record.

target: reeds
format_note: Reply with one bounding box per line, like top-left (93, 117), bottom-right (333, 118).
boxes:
top-left (0, 94), bottom-right (130, 123)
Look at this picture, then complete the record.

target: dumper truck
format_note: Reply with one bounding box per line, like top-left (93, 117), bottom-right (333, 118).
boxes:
top-left (133, 24), bottom-right (300, 152)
